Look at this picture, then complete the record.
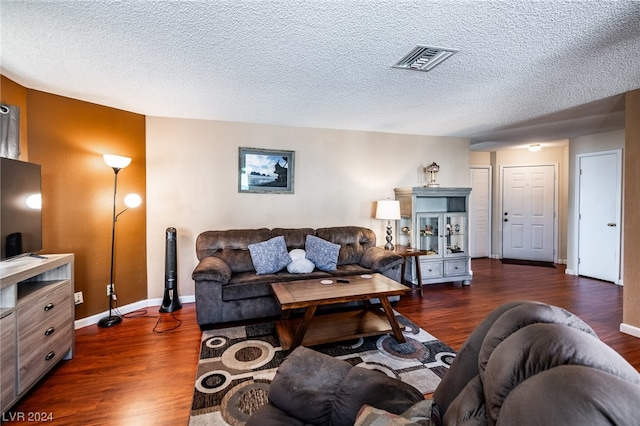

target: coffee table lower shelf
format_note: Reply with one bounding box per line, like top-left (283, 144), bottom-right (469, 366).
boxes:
top-left (275, 309), bottom-right (405, 350)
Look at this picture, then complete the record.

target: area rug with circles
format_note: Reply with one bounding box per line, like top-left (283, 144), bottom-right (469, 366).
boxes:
top-left (189, 312), bottom-right (456, 426)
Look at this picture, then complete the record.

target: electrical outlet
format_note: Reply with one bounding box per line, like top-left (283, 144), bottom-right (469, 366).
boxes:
top-left (74, 291), bottom-right (83, 305)
top-left (106, 284), bottom-right (114, 296)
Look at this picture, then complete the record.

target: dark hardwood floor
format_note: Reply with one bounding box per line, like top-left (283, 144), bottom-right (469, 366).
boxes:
top-left (4, 258), bottom-right (639, 425)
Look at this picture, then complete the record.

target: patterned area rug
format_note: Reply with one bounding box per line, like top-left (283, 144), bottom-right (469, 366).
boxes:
top-left (189, 312), bottom-right (456, 426)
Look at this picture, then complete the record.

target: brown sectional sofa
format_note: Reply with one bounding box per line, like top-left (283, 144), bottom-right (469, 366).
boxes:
top-left (192, 226), bottom-right (404, 330)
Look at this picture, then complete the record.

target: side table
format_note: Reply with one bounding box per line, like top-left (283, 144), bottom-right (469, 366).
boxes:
top-left (393, 245), bottom-right (428, 297)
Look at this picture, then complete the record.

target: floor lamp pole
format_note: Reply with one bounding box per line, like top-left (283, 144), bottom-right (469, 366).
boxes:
top-left (98, 167), bottom-right (123, 328)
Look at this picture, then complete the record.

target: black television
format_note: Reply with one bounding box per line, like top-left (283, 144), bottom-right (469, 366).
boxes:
top-left (1, 157), bottom-right (43, 261)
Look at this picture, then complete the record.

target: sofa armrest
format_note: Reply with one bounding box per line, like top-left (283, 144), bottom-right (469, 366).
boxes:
top-left (192, 256), bottom-right (232, 284)
top-left (360, 247), bottom-right (403, 272)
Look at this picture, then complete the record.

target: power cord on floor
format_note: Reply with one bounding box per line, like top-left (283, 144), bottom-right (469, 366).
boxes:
top-left (112, 303), bottom-right (183, 333)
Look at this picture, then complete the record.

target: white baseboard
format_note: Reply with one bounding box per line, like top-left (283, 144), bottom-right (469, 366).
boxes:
top-left (74, 294), bottom-right (196, 330)
top-left (620, 323), bottom-right (640, 339)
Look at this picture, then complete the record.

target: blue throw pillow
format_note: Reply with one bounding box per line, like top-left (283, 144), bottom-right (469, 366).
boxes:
top-left (305, 235), bottom-right (340, 272)
top-left (248, 236), bottom-right (292, 275)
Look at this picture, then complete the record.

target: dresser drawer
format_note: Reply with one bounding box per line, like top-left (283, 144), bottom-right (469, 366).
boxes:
top-left (420, 260), bottom-right (443, 279)
top-left (18, 324), bottom-right (73, 393)
top-left (18, 282), bottom-right (71, 336)
top-left (444, 259), bottom-right (467, 276)
top-left (19, 302), bottom-right (72, 354)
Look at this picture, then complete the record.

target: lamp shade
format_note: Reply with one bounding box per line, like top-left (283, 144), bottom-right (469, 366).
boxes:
top-left (375, 199), bottom-right (401, 220)
top-left (124, 193), bottom-right (142, 208)
top-left (103, 154), bottom-right (132, 169)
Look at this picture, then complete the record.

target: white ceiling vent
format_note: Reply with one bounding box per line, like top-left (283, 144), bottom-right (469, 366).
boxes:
top-left (392, 45), bottom-right (459, 72)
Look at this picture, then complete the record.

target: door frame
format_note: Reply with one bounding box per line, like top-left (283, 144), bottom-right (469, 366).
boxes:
top-left (470, 165), bottom-right (492, 258)
top-left (499, 163), bottom-right (559, 262)
top-left (573, 149), bottom-right (623, 285)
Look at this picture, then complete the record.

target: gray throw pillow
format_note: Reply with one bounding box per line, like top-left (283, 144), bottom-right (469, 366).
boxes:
top-left (248, 236), bottom-right (291, 274)
top-left (305, 235), bottom-right (340, 271)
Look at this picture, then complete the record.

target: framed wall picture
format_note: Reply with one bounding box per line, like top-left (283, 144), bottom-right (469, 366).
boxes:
top-left (238, 147), bottom-right (295, 194)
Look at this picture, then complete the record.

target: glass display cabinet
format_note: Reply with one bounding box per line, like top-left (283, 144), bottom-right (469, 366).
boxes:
top-left (395, 187), bottom-right (472, 286)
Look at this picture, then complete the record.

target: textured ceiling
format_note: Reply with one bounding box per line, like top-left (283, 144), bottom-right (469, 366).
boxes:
top-left (1, 1), bottom-right (639, 150)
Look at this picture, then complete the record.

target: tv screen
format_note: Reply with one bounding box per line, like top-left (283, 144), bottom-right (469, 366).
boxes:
top-left (1, 157), bottom-right (43, 260)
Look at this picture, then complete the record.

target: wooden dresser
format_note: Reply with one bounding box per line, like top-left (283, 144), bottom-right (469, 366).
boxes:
top-left (0, 254), bottom-right (75, 415)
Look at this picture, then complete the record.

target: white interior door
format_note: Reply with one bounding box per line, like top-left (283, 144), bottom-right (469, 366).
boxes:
top-left (470, 166), bottom-right (491, 258)
top-left (577, 151), bottom-right (622, 283)
top-left (502, 165), bottom-right (555, 261)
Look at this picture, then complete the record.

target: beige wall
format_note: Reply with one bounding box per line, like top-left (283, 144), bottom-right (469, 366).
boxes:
top-left (567, 130), bottom-right (625, 274)
top-left (145, 117), bottom-right (471, 298)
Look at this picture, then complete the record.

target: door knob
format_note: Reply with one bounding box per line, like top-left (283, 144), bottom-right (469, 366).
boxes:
top-left (504, 218), bottom-right (509, 222)
top-left (607, 222), bottom-right (617, 227)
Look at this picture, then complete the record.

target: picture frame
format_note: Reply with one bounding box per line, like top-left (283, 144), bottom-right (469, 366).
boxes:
top-left (238, 147), bottom-right (295, 194)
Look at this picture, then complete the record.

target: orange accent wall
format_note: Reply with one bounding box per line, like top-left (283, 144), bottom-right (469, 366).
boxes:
top-left (1, 75), bottom-right (29, 159)
top-left (623, 88), bottom-right (640, 329)
top-left (1, 76), bottom-right (147, 319)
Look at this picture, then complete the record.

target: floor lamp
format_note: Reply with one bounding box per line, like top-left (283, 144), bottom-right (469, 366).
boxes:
top-left (98, 154), bottom-right (141, 328)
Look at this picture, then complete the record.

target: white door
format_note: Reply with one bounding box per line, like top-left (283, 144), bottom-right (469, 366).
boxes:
top-left (577, 151), bottom-right (622, 283)
top-left (470, 167), bottom-right (491, 258)
top-left (502, 165), bottom-right (555, 262)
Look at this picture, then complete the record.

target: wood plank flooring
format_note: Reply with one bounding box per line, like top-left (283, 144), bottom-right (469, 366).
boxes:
top-left (4, 258), bottom-right (639, 425)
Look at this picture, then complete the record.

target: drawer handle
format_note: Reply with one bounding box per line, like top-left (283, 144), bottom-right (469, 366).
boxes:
top-left (44, 303), bottom-right (55, 311)
top-left (427, 269), bottom-right (432, 272)
top-left (45, 327), bottom-right (55, 336)
top-left (45, 351), bottom-right (55, 361)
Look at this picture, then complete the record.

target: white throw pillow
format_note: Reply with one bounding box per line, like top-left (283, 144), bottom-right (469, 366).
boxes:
top-left (286, 249), bottom-right (315, 273)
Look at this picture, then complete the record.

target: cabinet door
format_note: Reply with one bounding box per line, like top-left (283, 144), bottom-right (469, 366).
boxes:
top-left (1, 312), bottom-right (16, 411)
top-left (444, 213), bottom-right (467, 258)
top-left (416, 213), bottom-right (442, 258)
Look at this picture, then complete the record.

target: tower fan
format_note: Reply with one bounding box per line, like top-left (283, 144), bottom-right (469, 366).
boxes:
top-left (160, 227), bottom-right (182, 312)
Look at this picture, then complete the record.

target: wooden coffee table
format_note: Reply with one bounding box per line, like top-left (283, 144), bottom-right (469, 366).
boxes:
top-left (271, 273), bottom-right (410, 350)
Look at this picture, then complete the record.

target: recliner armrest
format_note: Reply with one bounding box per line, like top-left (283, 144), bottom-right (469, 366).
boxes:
top-left (191, 256), bottom-right (232, 284)
top-left (360, 247), bottom-right (403, 272)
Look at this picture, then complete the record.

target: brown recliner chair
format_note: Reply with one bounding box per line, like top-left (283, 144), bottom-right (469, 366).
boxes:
top-left (248, 301), bottom-right (640, 425)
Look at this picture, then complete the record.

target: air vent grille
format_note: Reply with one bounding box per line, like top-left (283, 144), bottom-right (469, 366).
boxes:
top-left (392, 45), bottom-right (459, 72)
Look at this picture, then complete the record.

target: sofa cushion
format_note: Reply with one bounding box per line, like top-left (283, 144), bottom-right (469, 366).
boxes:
top-left (272, 228), bottom-right (316, 249)
top-left (196, 228), bottom-right (273, 272)
top-left (223, 272), bottom-right (281, 300)
top-left (275, 270), bottom-right (333, 281)
top-left (331, 264), bottom-right (373, 277)
top-left (268, 346), bottom-right (353, 425)
top-left (248, 236), bottom-right (292, 274)
top-left (247, 404), bottom-right (306, 426)
top-left (316, 226), bottom-right (376, 265)
top-left (331, 367), bottom-right (425, 425)
top-left (306, 235), bottom-right (341, 271)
